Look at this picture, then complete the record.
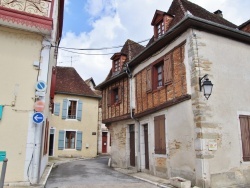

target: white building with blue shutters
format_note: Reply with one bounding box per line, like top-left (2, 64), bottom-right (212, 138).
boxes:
top-left (49, 67), bottom-right (100, 158)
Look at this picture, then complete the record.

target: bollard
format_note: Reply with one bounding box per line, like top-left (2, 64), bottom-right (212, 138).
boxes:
top-left (0, 158), bottom-right (8, 188)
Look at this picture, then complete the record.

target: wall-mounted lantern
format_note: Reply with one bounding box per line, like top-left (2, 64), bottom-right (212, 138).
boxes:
top-left (199, 74), bottom-right (213, 100)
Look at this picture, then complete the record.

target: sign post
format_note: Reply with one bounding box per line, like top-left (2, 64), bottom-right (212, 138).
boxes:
top-left (0, 151), bottom-right (7, 188)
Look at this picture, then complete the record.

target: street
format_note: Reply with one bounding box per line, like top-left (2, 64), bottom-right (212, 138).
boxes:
top-left (45, 156), bottom-right (159, 188)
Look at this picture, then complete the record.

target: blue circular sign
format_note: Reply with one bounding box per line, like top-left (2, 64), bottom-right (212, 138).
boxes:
top-left (35, 81), bottom-right (47, 92)
top-left (33, 112), bottom-right (44, 124)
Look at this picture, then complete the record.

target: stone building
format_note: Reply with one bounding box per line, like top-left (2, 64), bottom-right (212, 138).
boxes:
top-left (96, 0), bottom-right (250, 187)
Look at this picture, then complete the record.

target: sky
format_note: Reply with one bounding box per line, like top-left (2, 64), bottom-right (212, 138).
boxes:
top-left (58, 0), bottom-right (250, 85)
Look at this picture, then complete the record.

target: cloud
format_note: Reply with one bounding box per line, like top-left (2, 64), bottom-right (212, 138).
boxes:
top-left (59, 0), bottom-right (250, 85)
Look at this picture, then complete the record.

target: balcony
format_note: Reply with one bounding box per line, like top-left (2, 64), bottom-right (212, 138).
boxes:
top-left (0, 0), bottom-right (52, 18)
top-left (0, 0), bottom-right (53, 34)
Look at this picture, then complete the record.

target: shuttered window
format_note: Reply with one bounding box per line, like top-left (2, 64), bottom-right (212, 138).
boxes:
top-left (152, 61), bottom-right (164, 90)
top-left (239, 115), bottom-right (250, 161)
top-left (54, 103), bottom-right (60, 116)
top-left (58, 130), bottom-right (65, 150)
top-left (154, 115), bottom-right (166, 154)
top-left (62, 99), bottom-right (82, 121)
top-left (108, 86), bottom-right (123, 105)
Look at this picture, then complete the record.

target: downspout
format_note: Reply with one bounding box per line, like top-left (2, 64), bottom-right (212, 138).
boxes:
top-left (124, 63), bottom-right (141, 172)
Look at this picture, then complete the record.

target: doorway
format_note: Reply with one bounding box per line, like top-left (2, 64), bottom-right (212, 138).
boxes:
top-left (49, 128), bottom-right (55, 156)
top-left (129, 124), bottom-right (135, 166)
top-left (102, 132), bottom-right (108, 153)
top-left (144, 124), bottom-right (149, 169)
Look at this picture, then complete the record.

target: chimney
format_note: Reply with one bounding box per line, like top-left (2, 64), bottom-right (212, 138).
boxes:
top-left (214, 10), bottom-right (223, 17)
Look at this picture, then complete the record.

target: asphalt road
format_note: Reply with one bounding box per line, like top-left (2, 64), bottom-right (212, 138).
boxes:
top-left (45, 156), bottom-right (158, 188)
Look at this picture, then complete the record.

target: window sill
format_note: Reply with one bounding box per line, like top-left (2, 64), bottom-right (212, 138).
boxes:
top-left (65, 119), bottom-right (78, 121)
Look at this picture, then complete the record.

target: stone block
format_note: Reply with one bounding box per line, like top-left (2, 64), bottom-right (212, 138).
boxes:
top-left (170, 177), bottom-right (191, 188)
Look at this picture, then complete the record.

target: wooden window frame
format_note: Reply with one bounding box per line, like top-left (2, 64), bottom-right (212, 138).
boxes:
top-left (67, 100), bottom-right (77, 119)
top-left (112, 57), bottom-right (121, 75)
top-left (239, 115), bottom-right (250, 161)
top-left (65, 131), bottom-right (76, 149)
top-left (109, 86), bottom-right (122, 106)
top-left (156, 20), bottom-right (164, 38)
top-left (152, 58), bottom-right (164, 90)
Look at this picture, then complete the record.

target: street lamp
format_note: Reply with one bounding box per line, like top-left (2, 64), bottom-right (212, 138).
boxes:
top-left (199, 74), bottom-right (213, 100)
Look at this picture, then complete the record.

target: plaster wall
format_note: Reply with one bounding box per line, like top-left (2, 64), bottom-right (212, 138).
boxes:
top-left (191, 30), bottom-right (250, 187)
top-left (0, 26), bottom-right (42, 182)
top-left (50, 94), bottom-right (99, 158)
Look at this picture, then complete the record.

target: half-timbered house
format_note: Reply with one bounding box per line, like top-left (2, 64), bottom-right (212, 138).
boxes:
top-left (96, 0), bottom-right (250, 187)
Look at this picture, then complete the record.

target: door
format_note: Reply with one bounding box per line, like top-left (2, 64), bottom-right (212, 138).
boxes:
top-left (102, 132), bottom-right (108, 153)
top-left (49, 128), bottom-right (55, 156)
top-left (144, 124), bottom-right (149, 169)
top-left (129, 125), bottom-right (135, 166)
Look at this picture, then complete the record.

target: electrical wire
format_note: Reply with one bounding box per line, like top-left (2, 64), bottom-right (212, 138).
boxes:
top-left (53, 38), bottom-right (150, 51)
top-left (60, 48), bottom-right (121, 55)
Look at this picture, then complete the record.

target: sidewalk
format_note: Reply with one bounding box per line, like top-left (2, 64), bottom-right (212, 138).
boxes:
top-left (114, 167), bottom-right (175, 188)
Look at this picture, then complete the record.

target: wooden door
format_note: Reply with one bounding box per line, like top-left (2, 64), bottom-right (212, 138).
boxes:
top-left (49, 130), bottom-right (54, 156)
top-left (129, 125), bottom-right (135, 166)
top-left (144, 124), bottom-right (149, 169)
top-left (102, 132), bottom-right (108, 153)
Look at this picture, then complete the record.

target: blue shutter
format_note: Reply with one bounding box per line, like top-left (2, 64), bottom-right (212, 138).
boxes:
top-left (54, 103), bottom-right (60, 116)
top-left (62, 99), bottom-right (68, 119)
top-left (0, 105), bottom-right (3, 120)
top-left (77, 100), bottom-right (83, 121)
top-left (58, 130), bottom-right (65, 150)
top-left (76, 131), bottom-right (82, 150)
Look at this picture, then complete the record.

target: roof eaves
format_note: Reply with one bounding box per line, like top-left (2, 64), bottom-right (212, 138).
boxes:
top-left (129, 14), bottom-right (250, 68)
top-left (55, 92), bottom-right (101, 99)
top-left (96, 71), bottom-right (127, 89)
top-left (238, 19), bottom-right (250, 29)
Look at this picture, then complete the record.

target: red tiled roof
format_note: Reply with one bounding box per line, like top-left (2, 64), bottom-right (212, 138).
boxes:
top-left (167, 0), bottom-right (236, 29)
top-left (120, 39), bottom-right (145, 62)
top-left (55, 66), bottom-right (99, 97)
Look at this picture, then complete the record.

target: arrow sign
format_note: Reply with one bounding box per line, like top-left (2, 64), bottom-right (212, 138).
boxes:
top-left (33, 112), bottom-right (44, 124)
top-left (35, 81), bottom-right (47, 92)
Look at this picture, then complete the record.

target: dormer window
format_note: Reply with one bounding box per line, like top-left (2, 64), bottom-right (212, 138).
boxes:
top-left (111, 53), bottom-right (127, 76)
top-left (157, 21), bottom-right (165, 37)
top-left (114, 59), bottom-right (120, 72)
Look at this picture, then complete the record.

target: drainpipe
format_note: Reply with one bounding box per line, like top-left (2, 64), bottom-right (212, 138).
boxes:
top-left (124, 63), bottom-right (141, 172)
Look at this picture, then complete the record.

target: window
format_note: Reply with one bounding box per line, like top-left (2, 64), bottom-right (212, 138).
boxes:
top-left (65, 131), bottom-right (76, 149)
top-left (108, 86), bottom-right (122, 106)
top-left (58, 130), bottom-right (82, 150)
top-left (154, 115), bottom-right (166, 154)
top-left (239, 115), bottom-right (250, 161)
top-left (62, 99), bottom-right (83, 121)
top-left (114, 59), bottom-right (120, 72)
top-left (68, 100), bottom-right (77, 119)
top-left (112, 88), bottom-right (119, 104)
top-left (157, 21), bottom-right (164, 37)
top-left (153, 62), bottom-right (164, 90)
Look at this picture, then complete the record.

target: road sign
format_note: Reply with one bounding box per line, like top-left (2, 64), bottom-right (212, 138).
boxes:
top-left (0, 151), bottom-right (6, 162)
top-left (35, 81), bottom-right (47, 92)
top-left (34, 101), bottom-right (45, 112)
top-left (33, 112), bottom-right (44, 124)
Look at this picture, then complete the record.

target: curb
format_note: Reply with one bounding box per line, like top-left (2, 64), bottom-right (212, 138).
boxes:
top-left (41, 163), bottom-right (54, 187)
top-left (133, 175), bottom-right (170, 188)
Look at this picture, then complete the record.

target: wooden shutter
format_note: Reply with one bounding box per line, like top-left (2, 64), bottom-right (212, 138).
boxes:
top-left (54, 103), bottom-right (60, 116)
top-left (77, 100), bottom-right (83, 121)
top-left (76, 131), bottom-right (82, 150)
top-left (62, 99), bottom-right (68, 119)
top-left (58, 130), bottom-right (65, 150)
top-left (164, 54), bottom-right (173, 85)
top-left (146, 66), bottom-right (152, 92)
top-left (107, 89), bottom-right (111, 106)
top-left (154, 115), bottom-right (166, 154)
top-left (239, 115), bottom-right (250, 161)
top-left (118, 86), bottom-right (123, 102)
